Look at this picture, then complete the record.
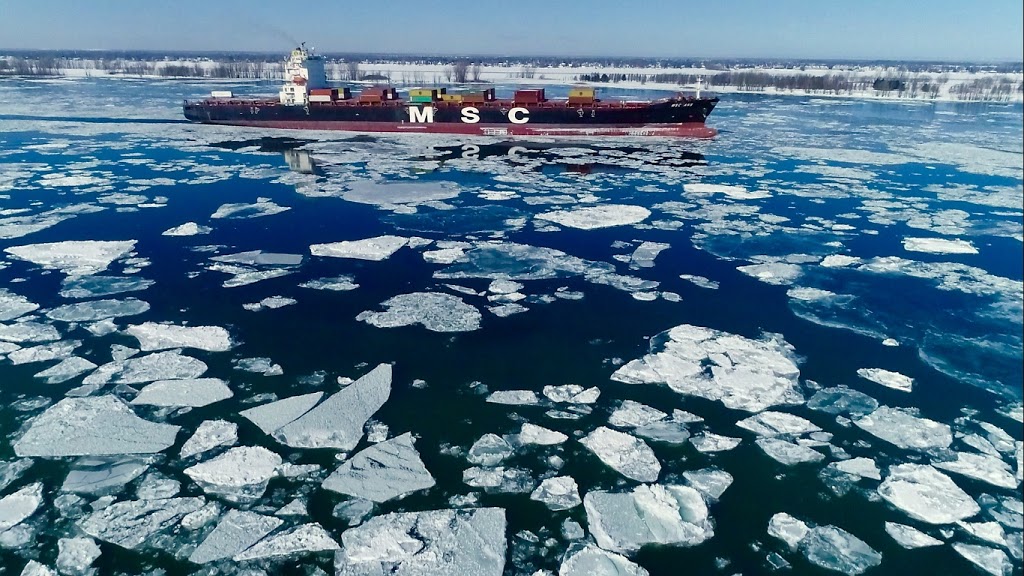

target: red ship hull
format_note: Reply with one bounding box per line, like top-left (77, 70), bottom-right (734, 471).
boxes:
top-left (210, 119), bottom-right (717, 138)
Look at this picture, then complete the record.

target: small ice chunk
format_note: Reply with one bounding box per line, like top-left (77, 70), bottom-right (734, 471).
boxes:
top-left (536, 204), bottom-right (650, 230)
top-left (188, 509), bottom-right (282, 564)
top-left (0, 482), bottom-right (43, 531)
top-left (516, 423), bottom-right (568, 446)
top-left (233, 356), bottom-right (282, 376)
top-left (857, 368), bottom-right (913, 392)
top-left (183, 446), bottom-right (282, 504)
top-left (180, 420), bottom-right (238, 459)
top-left (276, 498), bottom-right (306, 516)
top-left (130, 378), bottom-right (232, 407)
top-left (683, 468), bottom-right (733, 500)
top-left (832, 457), bottom-right (881, 481)
top-left (467, 434), bottom-right (514, 466)
top-left (239, 391), bottom-right (323, 435)
top-left (162, 222), bottom-right (211, 236)
top-left (736, 411), bottom-right (821, 437)
top-left (903, 237), bottom-right (978, 255)
top-left (56, 537), bottom-right (102, 575)
top-left (125, 322), bottom-right (232, 352)
top-left (558, 544), bottom-right (649, 576)
top-left (678, 274), bottom-right (719, 289)
top-left (488, 303), bottom-right (528, 317)
top-left (608, 400), bottom-right (667, 428)
top-left (489, 279), bottom-right (524, 294)
top-left (244, 295), bottom-right (296, 311)
top-left (690, 432), bottom-right (742, 453)
top-left (807, 386), bottom-right (878, 416)
top-left (736, 262), bottom-right (803, 286)
top-left (801, 525), bottom-right (882, 575)
top-left (45, 298), bottom-right (149, 322)
top-left (580, 427), bottom-right (661, 482)
top-left (463, 466), bottom-right (534, 493)
top-left (5, 240), bottom-right (136, 276)
top-left (853, 406), bottom-right (951, 451)
top-left (300, 275), bottom-right (359, 291)
top-left (878, 464), bottom-right (980, 524)
top-left (322, 433), bottom-right (435, 502)
top-left (274, 363), bottom-right (391, 450)
top-left (584, 484), bottom-right (712, 553)
top-left (332, 508), bottom-right (505, 575)
top-left (13, 396), bottom-right (179, 457)
top-left (78, 497), bottom-right (205, 549)
top-left (634, 420), bottom-right (691, 444)
top-left (952, 544), bottom-right (1012, 576)
top-left (59, 275), bottom-right (153, 299)
top-left (486, 390), bottom-right (541, 405)
top-left (358, 292), bottom-right (481, 332)
top-left (768, 512), bottom-right (810, 550)
top-left (18, 561), bottom-right (54, 576)
top-left (83, 350), bottom-right (207, 385)
top-left (530, 476), bottom-right (582, 510)
top-left (33, 357), bottom-right (97, 384)
top-left (542, 384), bottom-right (600, 404)
top-left (211, 198), bottom-right (289, 219)
top-left (233, 523), bottom-right (339, 561)
top-left (884, 522), bottom-right (942, 548)
top-left (933, 452), bottom-right (1018, 490)
top-left (0, 459), bottom-right (33, 492)
top-left (630, 242), bottom-right (670, 268)
top-left (8, 340), bottom-right (81, 365)
top-left (958, 521), bottom-right (1006, 547)
top-left (756, 438), bottom-right (825, 465)
top-left (310, 235), bottom-right (408, 261)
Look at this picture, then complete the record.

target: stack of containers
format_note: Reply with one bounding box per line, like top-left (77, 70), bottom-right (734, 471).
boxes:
top-left (462, 88), bottom-right (496, 104)
top-left (408, 88), bottom-right (444, 103)
top-left (568, 87), bottom-right (596, 104)
top-left (309, 88), bottom-right (336, 103)
top-left (513, 89), bottom-right (545, 104)
top-left (358, 86), bottom-right (397, 102)
top-left (440, 92), bottom-right (464, 103)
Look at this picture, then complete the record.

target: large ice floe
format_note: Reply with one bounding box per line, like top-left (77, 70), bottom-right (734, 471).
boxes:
top-left (580, 427), bottom-right (661, 482)
top-left (78, 497), bottom-right (206, 549)
top-left (82, 350), bottom-right (207, 385)
top-left (611, 324), bottom-right (803, 413)
top-left (877, 464), bottom-right (980, 524)
top-left (125, 322), bottom-right (232, 352)
top-left (44, 297), bottom-right (149, 322)
top-left (233, 523), bottom-right (339, 561)
top-left (5, 240), bottom-right (136, 275)
top-left (0, 482), bottom-right (43, 531)
top-left (244, 363), bottom-right (391, 450)
top-left (558, 544), bottom-right (649, 576)
top-left (13, 396), bottom-right (179, 457)
top-left (130, 378), bottom-right (233, 407)
top-left (56, 536), bottom-right (102, 574)
top-left (952, 543), bottom-right (1013, 576)
top-left (333, 507), bottom-right (506, 576)
top-left (0, 289), bottom-right (39, 321)
top-left (310, 235), bottom-right (409, 261)
top-left (188, 509), bottom-right (282, 564)
top-left (184, 446), bottom-right (281, 503)
top-left (357, 292), bottom-right (481, 332)
top-left (902, 237), bottom-right (978, 255)
top-left (767, 514), bottom-right (882, 576)
top-left (535, 204), bottom-right (651, 229)
top-left (33, 356), bottom-right (97, 384)
top-left (322, 433), bottom-right (436, 502)
top-left (853, 406), bottom-right (952, 451)
top-left (584, 484), bottom-right (712, 554)
top-left (932, 451), bottom-right (1019, 490)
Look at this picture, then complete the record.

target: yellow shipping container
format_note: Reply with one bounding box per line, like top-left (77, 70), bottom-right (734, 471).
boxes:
top-left (569, 88), bottom-right (596, 97)
top-left (440, 94), bottom-right (463, 102)
top-left (409, 89), bottom-right (437, 97)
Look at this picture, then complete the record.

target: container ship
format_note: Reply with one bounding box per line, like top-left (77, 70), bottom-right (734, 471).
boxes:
top-left (183, 45), bottom-right (719, 137)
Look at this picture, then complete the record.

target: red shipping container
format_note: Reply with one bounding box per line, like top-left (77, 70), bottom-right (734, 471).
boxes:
top-left (358, 95), bottom-right (382, 103)
top-left (310, 89), bottom-right (334, 95)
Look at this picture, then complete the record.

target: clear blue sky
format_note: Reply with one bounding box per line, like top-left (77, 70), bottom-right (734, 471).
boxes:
top-left (2, 0), bottom-right (1022, 61)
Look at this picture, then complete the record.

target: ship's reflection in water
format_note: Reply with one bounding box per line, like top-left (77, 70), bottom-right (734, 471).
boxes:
top-left (428, 141), bottom-right (706, 174)
top-left (283, 149), bottom-right (320, 175)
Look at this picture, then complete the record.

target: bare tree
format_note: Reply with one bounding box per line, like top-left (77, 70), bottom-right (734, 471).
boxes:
top-left (470, 62), bottom-right (482, 82)
top-left (452, 60), bottom-right (470, 83)
top-left (346, 60), bottom-right (360, 81)
top-left (520, 65), bottom-right (536, 79)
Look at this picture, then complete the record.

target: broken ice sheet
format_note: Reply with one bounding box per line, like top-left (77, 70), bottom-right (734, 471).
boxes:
top-left (853, 406), bottom-right (952, 451)
top-left (300, 275), bottom-right (359, 291)
top-left (5, 240), bottom-right (136, 276)
top-left (584, 484), bottom-right (712, 554)
top-left (233, 356), bottom-right (283, 376)
top-left (44, 298), bottom-right (149, 322)
top-left (357, 292), bottom-right (481, 332)
top-left (162, 222), bottom-right (211, 236)
top-left (310, 235), bottom-right (409, 261)
top-left (125, 322), bottom-right (232, 352)
top-left (0, 289), bottom-right (39, 321)
top-left (130, 378), bottom-right (233, 408)
top-left (183, 446), bottom-right (282, 504)
top-left (530, 476), bottom-right (582, 510)
top-left (857, 368), bottom-right (913, 392)
top-left (884, 521), bottom-right (943, 548)
top-left (903, 237), bottom-right (978, 255)
top-left (210, 197), bottom-right (289, 219)
top-left (78, 497), bottom-right (205, 549)
top-left (180, 420), bottom-right (238, 459)
top-left (932, 451), bottom-right (1018, 490)
top-left (188, 509), bottom-right (282, 564)
top-left (580, 427), bottom-right (661, 482)
top-left (59, 275), bottom-right (154, 299)
top-left (535, 204), bottom-right (651, 230)
top-left (0, 482), bottom-right (43, 532)
top-left (690, 432), bottom-right (742, 453)
top-left (878, 463), bottom-right (980, 524)
top-left (0, 322), bottom-right (60, 344)
top-left (60, 456), bottom-right (151, 495)
top-left (559, 544), bottom-right (648, 576)
top-left (83, 350), bottom-right (207, 385)
top-left (756, 437), bottom-right (826, 465)
top-left (683, 468), bottom-right (734, 501)
top-left (322, 433), bottom-right (435, 502)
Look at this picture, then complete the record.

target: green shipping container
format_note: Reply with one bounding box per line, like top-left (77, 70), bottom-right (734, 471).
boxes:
top-left (409, 96), bottom-right (435, 103)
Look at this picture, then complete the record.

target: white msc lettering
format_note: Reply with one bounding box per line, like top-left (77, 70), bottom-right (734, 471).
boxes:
top-left (461, 107), bottom-right (480, 124)
top-left (508, 107), bottom-right (530, 124)
top-left (408, 106), bottom-right (434, 123)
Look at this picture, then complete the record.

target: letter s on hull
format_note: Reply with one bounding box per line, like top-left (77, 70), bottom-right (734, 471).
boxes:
top-left (408, 106), bottom-right (435, 123)
top-left (461, 107), bottom-right (480, 124)
top-left (508, 107), bottom-right (530, 124)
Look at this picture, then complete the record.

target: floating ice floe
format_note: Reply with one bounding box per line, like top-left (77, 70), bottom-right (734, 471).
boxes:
top-left (0, 482), bottom-right (43, 531)
top-left (611, 324), bottom-right (803, 413)
top-left (786, 286), bottom-right (836, 301)
top-left (800, 525), bottom-right (883, 575)
top-left (188, 509), bottom-right (282, 564)
top-left (516, 423), bottom-right (568, 446)
top-left (856, 368), bottom-right (913, 393)
top-left (130, 378), bottom-right (233, 408)
top-left (462, 466), bottom-right (534, 493)
top-left (56, 537), bottom-right (102, 575)
top-left (690, 432), bottom-right (742, 453)
top-left (628, 242), bottom-right (670, 269)
top-left (488, 303), bottom-right (528, 317)
top-left (0, 289), bottom-right (38, 321)
top-left (530, 476), bottom-right (582, 511)
top-left (322, 433), bottom-right (435, 502)
top-left (357, 292), bottom-right (481, 332)
top-left (486, 390), bottom-right (541, 405)
top-left (5, 240), bottom-right (136, 276)
top-left (18, 561), bottom-right (54, 576)
top-left (240, 391), bottom-right (323, 435)
top-left (13, 396), bottom-right (179, 457)
top-left (243, 295), bottom-right (297, 311)
top-left (125, 322), bottom-right (232, 352)
top-left (736, 411), bottom-right (821, 437)
top-left (78, 497), bottom-right (205, 549)
top-left (60, 456), bottom-right (151, 495)
top-left (300, 275), bottom-right (359, 291)
top-left (831, 457), bottom-right (881, 481)
top-left (584, 484), bottom-right (712, 554)
top-left (768, 512), bottom-right (810, 550)
top-left (736, 262), bottom-right (803, 286)
top-left (183, 446), bottom-right (282, 504)
top-left (878, 464), bottom-right (980, 524)
top-left (558, 544), bottom-right (649, 576)
top-left (59, 275), bottom-right (154, 299)
top-left (932, 451), bottom-right (1018, 490)
top-left (807, 386), bottom-right (879, 416)
top-left (210, 197), bottom-right (289, 219)
top-left (903, 237), bottom-right (978, 255)
top-left (7, 340), bottom-right (81, 365)
top-left (435, 241), bottom-right (614, 282)
top-left (580, 427), bottom-right (661, 482)
top-left (607, 400), bottom-right (667, 429)
top-left (543, 384), bottom-right (600, 404)
top-left (45, 298), bottom-right (149, 322)
top-left (0, 322), bottom-right (60, 344)
top-left (208, 250), bottom-right (301, 288)
top-left (536, 204), bottom-right (651, 230)
top-left (333, 508), bottom-right (505, 575)
top-left (162, 222), bottom-right (212, 236)
top-left (83, 350), bottom-right (208, 385)
top-left (341, 180), bottom-right (460, 209)
top-left (756, 437), bottom-right (825, 465)
top-left (233, 356), bottom-right (283, 376)
top-left (232, 522), bottom-right (339, 561)
top-left (180, 420), bottom-right (238, 459)
top-left (684, 183), bottom-right (771, 200)
top-left (853, 406), bottom-right (951, 451)
top-left (678, 274), bottom-right (719, 289)
top-left (952, 543), bottom-right (1012, 576)
top-left (683, 468), bottom-right (734, 501)
top-left (467, 434), bottom-right (514, 466)
top-left (957, 520), bottom-right (1007, 547)
top-left (634, 418), bottom-right (692, 445)
top-left (311, 235), bottom-right (409, 261)
top-left (884, 521), bottom-right (942, 548)
top-left (270, 363), bottom-right (391, 450)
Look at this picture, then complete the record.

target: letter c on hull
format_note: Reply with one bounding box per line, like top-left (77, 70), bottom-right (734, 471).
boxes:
top-left (461, 107), bottom-right (480, 124)
top-left (508, 107), bottom-right (530, 124)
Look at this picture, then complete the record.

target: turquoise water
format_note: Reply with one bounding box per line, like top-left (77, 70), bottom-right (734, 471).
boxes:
top-left (0, 78), bottom-right (1021, 575)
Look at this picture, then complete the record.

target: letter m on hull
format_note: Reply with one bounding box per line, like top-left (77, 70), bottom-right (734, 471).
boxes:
top-left (407, 106), bottom-right (434, 123)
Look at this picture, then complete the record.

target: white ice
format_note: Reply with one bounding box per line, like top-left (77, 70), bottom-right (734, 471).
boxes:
top-left (831, 457), bottom-right (881, 481)
top-left (515, 423), bottom-right (568, 446)
top-left (736, 411), bottom-right (821, 437)
top-left (932, 451), bottom-right (1018, 490)
top-left (0, 482), bottom-right (43, 531)
top-left (78, 497), bottom-right (205, 549)
top-left (683, 468), bottom-right (734, 501)
top-left (736, 262), bottom-right (803, 286)
top-left (239, 391), bottom-right (323, 435)
top-left (233, 523), bottom-right (339, 561)
top-left (183, 446), bottom-right (282, 504)
top-left (536, 204), bottom-right (651, 230)
top-left (125, 322), bottom-right (232, 352)
top-left (530, 476), bottom-right (582, 510)
top-left (756, 437), bottom-right (825, 465)
top-left (180, 420), bottom-right (238, 459)
top-left (486, 390), bottom-right (541, 405)
top-left (321, 433), bottom-right (435, 502)
top-left (878, 464), bottom-right (980, 524)
top-left (903, 237), bottom-right (978, 255)
top-left (44, 298), bottom-right (149, 322)
top-left (684, 183), bottom-right (771, 200)
top-left (543, 384), bottom-right (600, 404)
top-left (608, 400), bottom-right (667, 428)
top-left (584, 484), bottom-right (712, 554)
top-left (952, 544), bottom-right (1012, 576)
top-left (56, 537), bottom-right (102, 575)
top-left (767, 512), bottom-right (810, 550)
top-left (130, 378), bottom-right (232, 408)
top-left (0, 322), bottom-right (61, 344)
top-left (800, 524), bottom-right (883, 576)
top-left (310, 235), bottom-right (409, 261)
top-left (83, 350), bottom-right (208, 385)
top-left (883, 522), bottom-right (942, 548)
top-left (853, 406), bottom-right (952, 451)
top-left (690, 432), bottom-right (742, 453)
top-left (580, 427), bottom-right (661, 483)
top-left (300, 275), bottom-right (359, 291)
top-left (162, 222), bottom-right (211, 236)
top-left (210, 197), bottom-right (289, 219)
top-left (856, 368), bottom-right (913, 392)
top-left (678, 274), bottom-right (719, 289)
top-left (558, 544), bottom-right (649, 576)
top-left (188, 509), bottom-right (282, 564)
top-left (357, 292), bottom-right (481, 332)
top-left (32, 357), bottom-right (97, 384)
top-left (5, 240), bottom-right (136, 276)
top-left (467, 433), bottom-right (514, 466)
top-left (0, 289), bottom-right (38, 321)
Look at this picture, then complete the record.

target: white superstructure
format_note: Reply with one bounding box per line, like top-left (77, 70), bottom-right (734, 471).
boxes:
top-left (279, 44), bottom-right (328, 106)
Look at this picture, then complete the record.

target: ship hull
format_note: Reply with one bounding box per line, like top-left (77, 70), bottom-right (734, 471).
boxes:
top-left (184, 97), bottom-right (718, 138)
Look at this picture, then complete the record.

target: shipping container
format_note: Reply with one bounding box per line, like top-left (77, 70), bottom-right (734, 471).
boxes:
top-left (568, 96), bottom-right (595, 104)
top-left (310, 88), bottom-right (334, 96)
top-left (358, 95), bottom-right (383, 103)
top-left (337, 88), bottom-right (352, 100)
top-left (409, 96), bottom-right (435, 103)
top-left (211, 90), bottom-right (233, 98)
top-left (569, 87), bottom-right (596, 97)
top-left (514, 89), bottom-right (545, 103)
top-left (440, 94), bottom-right (464, 102)
top-left (309, 95), bottom-right (334, 103)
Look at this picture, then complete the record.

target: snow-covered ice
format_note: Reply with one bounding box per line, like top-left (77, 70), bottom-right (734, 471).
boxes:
top-left (183, 446), bottom-right (282, 503)
top-left (239, 391), bottom-right (323, 435)
top-left (903, 237), bottom-right (978, 255)
top-left (878, 464), bottom-right (980, 524)
top-left (857, 368), bottom-right (914, 392)
top-left (542, 384), bottom-right (600, 404)
top-left (800, 525), bottom-right (883, 575)
top-left (558, 544), bottom-right (649, 576)
top-left (322, 433), bottom-right (435, 502)
top-left (608, 400), bottom-right (667, 428)
top-left (683, 468), bottom-right (734, 501)
top-left (83, 350), bottom-right (208, 385)
top-left (0, 482), bottom-right (43, 531)
top-left (487, 390), bottom-right (541, 405)
top-left (78, 497), bottom-right (205, 549)
top-left (530, 476), bottom-right (582, 510)
top-left (736, 262), bottom-right (803, 286)
top-left (130, 378), bottom-right (232, 407)
top-left (56, 537), bottom-right (102, 575)
top-left (690, 432), bottom-right (742, 453)
top-left (188, 509), bottom-right (282, 564)
top-left (125, 322), bottom-right (232, 352)
top-left (233, 523), bottom-right (339, 561)
top-left (467, 434), bottom-right (514, 466)
top-left (310, 235), bottom-right (409, 261)
top-left (162, 222), bottom-right (211, 236)
top-left (932, 451), bottom-right (1018, 490)
top-left (831, 457), bottom-right (882, 481)
top-left (584, 484), bottom-right (712, 553)
top-left (536, 204), bottom-right (650, 230)
top-left (884, 521), bottom-right (942, 548)
top-left (580, 427), bottom-right (661, 482)
top-left (180, 420), bottom-right (238, 459)
top-left (853, 406), bottom-right (952, 450)
top-left (211, 197), bottom-right (289, 219)
top-left (952, 543), bottom-right (1012, 576)
top-left (44, 298), bottom-right (149, 322)
top-left (736, 411), bottom-right (821, 437)
top-left (516, 423), bottom-right (568, 446)
top-left (32, 357), bottom-right (97, 384)
top-left (768, 512), bottom-right (810, 550)
top-left (357, 292), bottom-right (481, 332)
top-left (756, 437), bottom-right (826, 465)
top-left (5, 240), bottom-right (136, 275)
